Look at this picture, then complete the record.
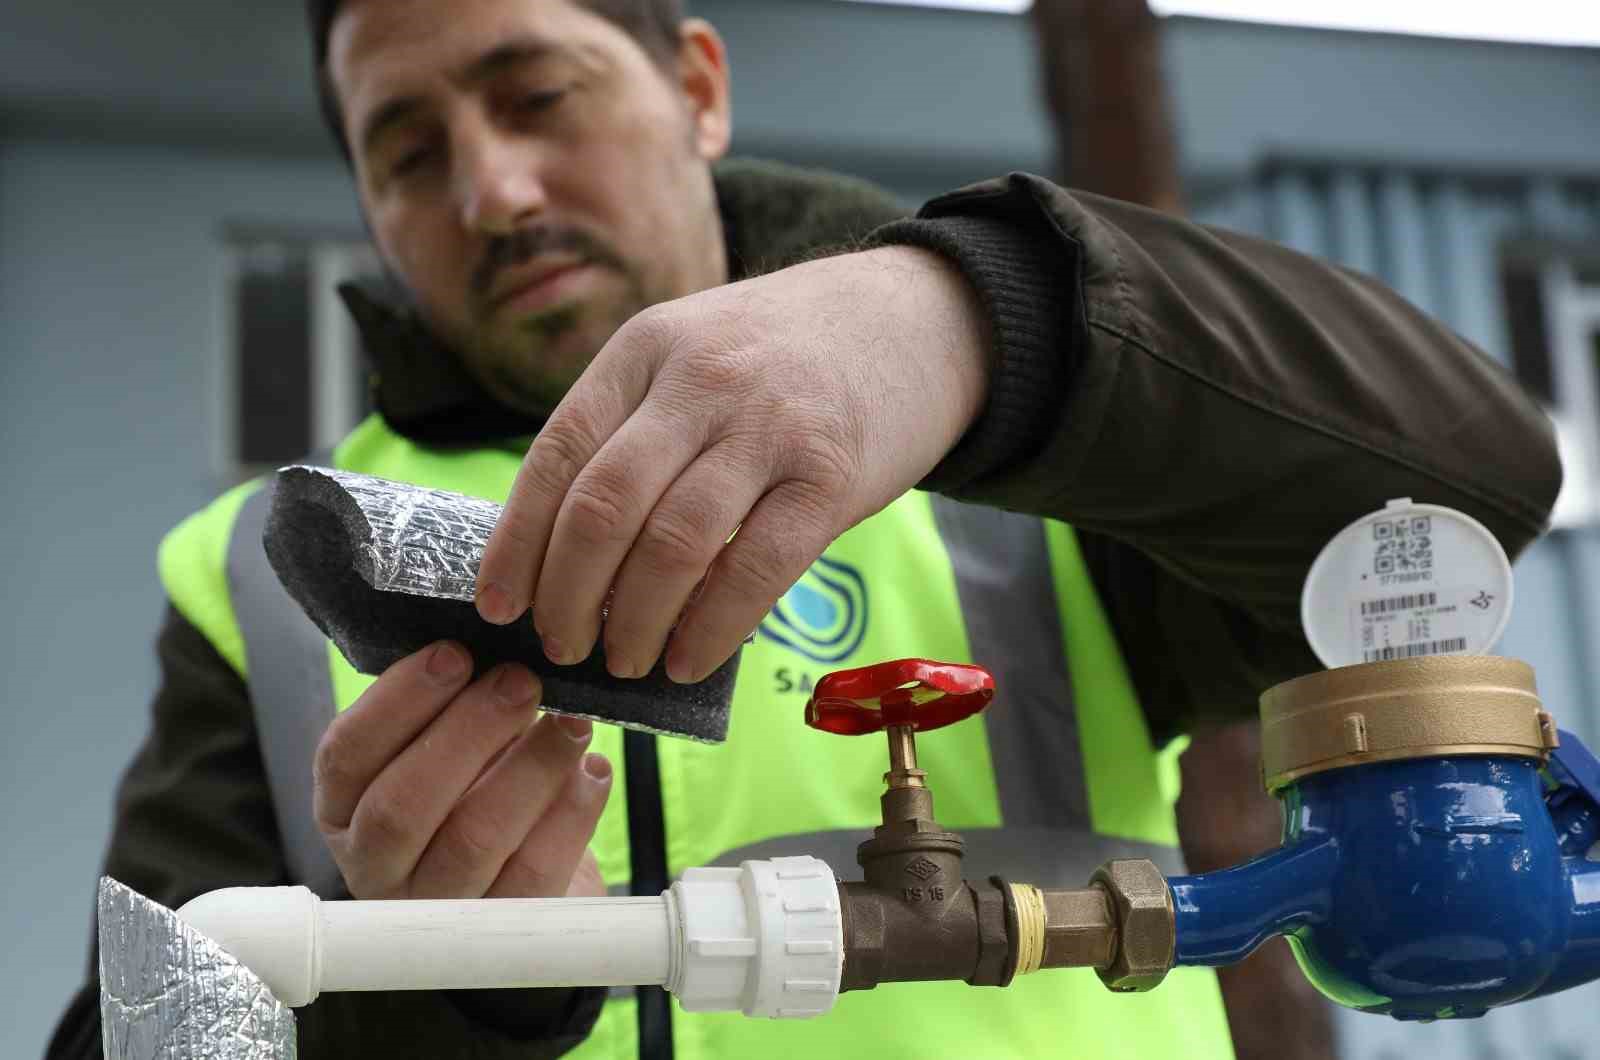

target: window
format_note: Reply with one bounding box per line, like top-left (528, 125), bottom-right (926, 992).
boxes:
top-left (221, 229), bottom-right (383, 477)
top-left (1502, 246), bottom-right (1600, 528)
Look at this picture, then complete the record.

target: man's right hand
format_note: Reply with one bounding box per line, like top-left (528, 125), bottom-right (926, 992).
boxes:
top-left (313, 641), bottom-right (612, 900)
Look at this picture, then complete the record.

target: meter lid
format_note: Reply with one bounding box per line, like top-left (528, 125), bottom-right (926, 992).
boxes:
top-left (1301, 497), bottom-right (1513, 670)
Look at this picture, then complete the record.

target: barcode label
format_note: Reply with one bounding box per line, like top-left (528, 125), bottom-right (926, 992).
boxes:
top-left (1360, 592), bottom-right (1438, 616)
top-left (1363, 637), bottom-right (1467, 662)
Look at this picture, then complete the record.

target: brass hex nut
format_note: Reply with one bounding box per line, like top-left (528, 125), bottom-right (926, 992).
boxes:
top-left (1039, 887), bottom-right (1117, 971)
top-left (970, 881), bottom-right (1013, 987)
top-left (1089, 859), bottom-right (1175, 992)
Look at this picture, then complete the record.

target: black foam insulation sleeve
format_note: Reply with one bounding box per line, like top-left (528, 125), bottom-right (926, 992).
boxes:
top-left (262, 465), bottom-right (737, 743)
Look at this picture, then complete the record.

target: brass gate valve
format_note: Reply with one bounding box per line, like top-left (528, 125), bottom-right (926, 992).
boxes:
top-left (805, 659), bottom-right (1019, 991)
top-left (806, 658), bottom-right (994, 876)
top-left (807, 659), bottom-right (1174, 996)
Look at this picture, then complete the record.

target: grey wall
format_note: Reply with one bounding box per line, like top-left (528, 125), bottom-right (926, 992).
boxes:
top-left (0, 0), bottom-right (1057, 201)
top-left (1165, 18), bottom-right (1600, 181)
top-left (0, 139), bottom-right (360, 1055)
top-left (2, 1), bottom-right (1598, 1056)
top-left (8, 0), bottom-right (1600, 189)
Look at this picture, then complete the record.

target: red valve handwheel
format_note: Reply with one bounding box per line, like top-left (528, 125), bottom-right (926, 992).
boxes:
top-left (804, 658), bottom-right (995, 736)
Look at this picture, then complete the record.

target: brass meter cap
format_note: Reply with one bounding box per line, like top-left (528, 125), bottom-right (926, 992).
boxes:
top-left (1258, 656), bottom-right (1556, 792)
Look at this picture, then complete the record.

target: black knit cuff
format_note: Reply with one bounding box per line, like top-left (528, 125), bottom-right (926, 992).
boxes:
top-left (445, 985), bottom-right (605, 1049)
top-left (867, 211), bottom-right (1076, 495)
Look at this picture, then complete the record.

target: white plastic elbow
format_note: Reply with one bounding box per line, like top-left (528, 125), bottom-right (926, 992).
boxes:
top-left (176, 885), bottom-right (321, 1006)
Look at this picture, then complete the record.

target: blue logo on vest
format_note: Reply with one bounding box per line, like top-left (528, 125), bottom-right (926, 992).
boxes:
top-left (758, 555), bottom-right (868, 663)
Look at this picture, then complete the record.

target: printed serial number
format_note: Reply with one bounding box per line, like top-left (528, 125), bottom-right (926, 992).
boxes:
top-left (1379, 571), bottom-right (1434, 585)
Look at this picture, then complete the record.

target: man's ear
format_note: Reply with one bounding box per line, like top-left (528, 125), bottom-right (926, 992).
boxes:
top-left (676, 18), bottom-right (732, 161)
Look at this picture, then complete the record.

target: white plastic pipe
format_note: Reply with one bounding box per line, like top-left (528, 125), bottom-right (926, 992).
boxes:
top-left (322, 895), bottom-right (672, 993)
top-left (176, 854), bottom-right (843, 1018)
top-left (177, 888), bottom-right (670, 1006)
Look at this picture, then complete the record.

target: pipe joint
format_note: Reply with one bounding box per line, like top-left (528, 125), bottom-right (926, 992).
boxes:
top-left (1089, 860), bottom-right (1176, 992)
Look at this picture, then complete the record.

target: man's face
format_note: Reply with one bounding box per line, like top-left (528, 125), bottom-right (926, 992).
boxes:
top-left (330, 0), bottom-right (731, 412)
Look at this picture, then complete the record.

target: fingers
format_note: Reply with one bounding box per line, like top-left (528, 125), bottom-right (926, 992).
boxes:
top-left (480, 294), bottom-right (872, 688)
top-left (487, 751), bottom-right (613, 898)
top-left (314, 643), bottom-right (610, 902)
top-left (598, 440), bottom-right (766, 678)
top-left (665, 478), bottom-right (840, 683)
top-left (409, 713), bottom-right (610, 898)
top-left (323, 660), bottom-right (543, 898)
top-left (313, 641), bottom-right (473, 832)
top-left (475, 316), bottom-right (660, 627)
top-left (528, 402), bottom-right (710, 669)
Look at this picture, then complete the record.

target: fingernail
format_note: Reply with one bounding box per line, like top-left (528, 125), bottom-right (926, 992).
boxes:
top-left (493, 664), bottom-right (536, 705)
top-left (606, 648), bottom-right (636, 680)
top-left (477, 581), bottom-right (516, 625)
top-left (556, 714), bottom-right (593, 743)
top-left (665, 645), bottom-right (695, 684)
top-left (426, 643), bottom-right (467, 681)
top-left (543, 633), bottom-right (569, 665)
top-left (582, 753), bottom-right (612, 782)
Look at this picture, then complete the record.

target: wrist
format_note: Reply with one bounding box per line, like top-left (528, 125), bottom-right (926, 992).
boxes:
top-left (864, 210), bottom-right (1077, 495)
top-left (854, 243), bottom-right (993, 442)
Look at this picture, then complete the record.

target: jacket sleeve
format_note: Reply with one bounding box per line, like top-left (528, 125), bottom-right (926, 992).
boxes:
top-left (46, 605), bottom-right (602, 1060)
top-left (870, 174), bottom-right (1562, 740)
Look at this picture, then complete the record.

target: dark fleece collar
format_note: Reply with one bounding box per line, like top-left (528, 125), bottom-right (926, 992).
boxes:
top-left (343, 158), bottom-right (905, 446)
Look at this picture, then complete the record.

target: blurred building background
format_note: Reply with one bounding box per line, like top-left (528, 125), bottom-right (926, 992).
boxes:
top-left (2, 1), bottom-right (1597, 1056)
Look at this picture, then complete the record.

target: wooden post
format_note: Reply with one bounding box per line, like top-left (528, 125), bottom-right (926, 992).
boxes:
top-left (1027, 3), bottom-right (1334, 1057)
top-left (1176, 723), bottom-right (1338, 1060)
top-left (1028, 0), bottom-right (1182, 212)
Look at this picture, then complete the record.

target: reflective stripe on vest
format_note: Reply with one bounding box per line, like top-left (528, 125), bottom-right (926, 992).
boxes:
top-left (932, 493), bottom-right (1091, 831)
top-left (230, 474), bottom-right (345, 898)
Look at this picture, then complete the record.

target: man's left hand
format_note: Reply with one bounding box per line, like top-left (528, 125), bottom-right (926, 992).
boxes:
top-left (475, 245), bottom-right (990, 682)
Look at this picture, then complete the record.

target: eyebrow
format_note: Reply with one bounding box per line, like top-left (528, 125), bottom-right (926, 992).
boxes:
top-left (358, 36), bottom-right (564, 158)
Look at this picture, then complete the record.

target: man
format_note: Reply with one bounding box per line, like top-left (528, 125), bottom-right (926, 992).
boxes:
top-left (49, 0), bottom-right (1560, 1057)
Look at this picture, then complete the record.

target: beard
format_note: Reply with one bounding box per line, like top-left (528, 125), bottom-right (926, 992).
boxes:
top-left (471, 284), bottom-right (644, 413)
top-left (450, 221), bottom-right (659, 415)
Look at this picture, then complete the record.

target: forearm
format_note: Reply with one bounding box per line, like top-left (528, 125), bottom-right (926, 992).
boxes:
top-left (874, 175), bottom-right (1560, 632)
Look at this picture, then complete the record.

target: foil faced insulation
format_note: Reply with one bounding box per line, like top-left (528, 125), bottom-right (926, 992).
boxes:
top-left (264, 465), bottom-right (738, 742)
top-left (290, 466), bottom-right (500, 602)
top-left (98, 877), bottom-right (295, 1060)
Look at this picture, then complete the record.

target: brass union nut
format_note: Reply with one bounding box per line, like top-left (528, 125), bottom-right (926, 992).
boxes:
top-left (1089, 859), bottom-right (1175, 992)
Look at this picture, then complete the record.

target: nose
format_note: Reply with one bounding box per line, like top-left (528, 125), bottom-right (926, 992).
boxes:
top-left (452, 114), bottom-right (548, 236)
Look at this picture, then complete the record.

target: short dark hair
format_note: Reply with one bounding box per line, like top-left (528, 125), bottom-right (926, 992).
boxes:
top-left (308, 0), bottom-right (687, 157)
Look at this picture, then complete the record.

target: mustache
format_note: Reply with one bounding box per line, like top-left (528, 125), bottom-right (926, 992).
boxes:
top-left (471, 224), bottom-right (628, 303)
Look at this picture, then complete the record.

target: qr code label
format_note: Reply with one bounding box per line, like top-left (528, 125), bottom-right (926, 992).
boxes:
top-left (1372, 515), bottom-right (1433, 581)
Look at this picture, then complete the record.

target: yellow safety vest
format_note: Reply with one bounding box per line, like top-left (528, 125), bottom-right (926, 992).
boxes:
top-left (161, 414), bottom-right (1232, 1059)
